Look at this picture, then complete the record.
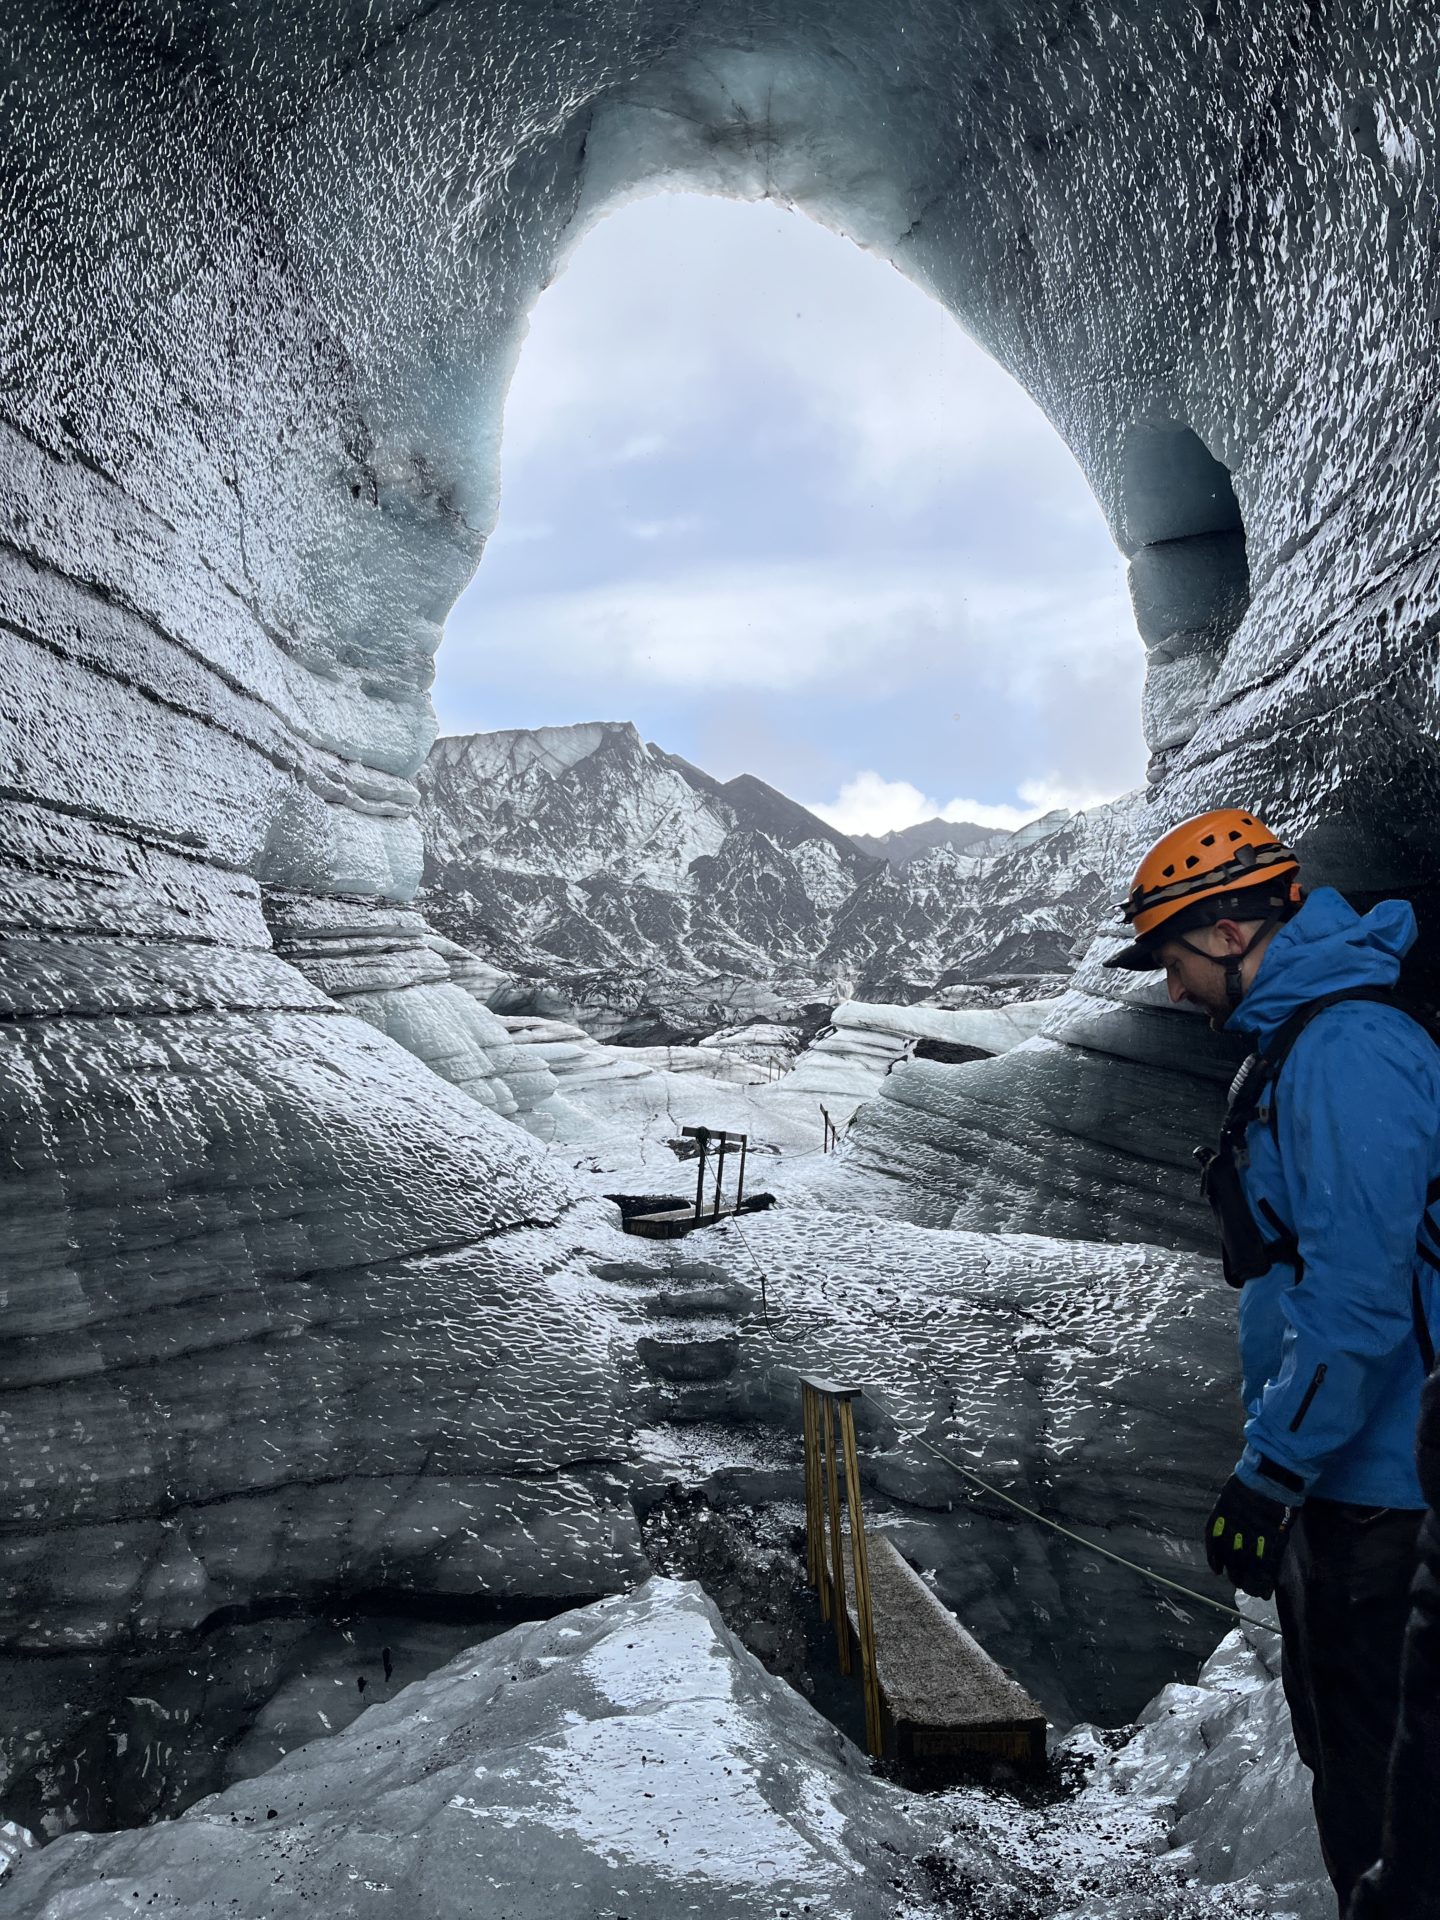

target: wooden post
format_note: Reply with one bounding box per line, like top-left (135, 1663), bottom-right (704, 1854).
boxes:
top-left (735, 1134), bottom-right (748, 1212)
top-left (692, 1126), bottom-right (708, 1225)
top-left (839, 1398), bottom-right (884, 1756)
top-left (822, 1396), bottom-right (851, 1675)
top-left (713, 1133), bottom-right (728, 1218)
top-left (801, 1382), bottom-right (823, 1601)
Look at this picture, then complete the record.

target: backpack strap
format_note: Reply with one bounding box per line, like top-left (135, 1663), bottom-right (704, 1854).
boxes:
top-left (1263, 987), bottom-right (1439, 1373)
top-left (1199, 1052), bottom-right (1298, 1286)
top-left (1413, 1272), bottom-right (1437, 1374)
top-left (1202, 985), bottom-right (1440, 1359)
top-left (1258, 986), bottom-right (1403, 1139)
top-left (1412, 1171), bottom-right (1440, 1373)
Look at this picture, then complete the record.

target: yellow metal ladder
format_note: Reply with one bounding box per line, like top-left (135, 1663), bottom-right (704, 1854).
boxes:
top-left (800, 1374), bottom-right (883, 1756)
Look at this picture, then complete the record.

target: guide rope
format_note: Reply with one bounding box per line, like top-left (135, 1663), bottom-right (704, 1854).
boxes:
top-left (723, 1210), bottom-right (1277, 1635)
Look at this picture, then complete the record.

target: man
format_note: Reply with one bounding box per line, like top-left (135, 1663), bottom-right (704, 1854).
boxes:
top-left (1104, 808), bottom-right (1439, 1911)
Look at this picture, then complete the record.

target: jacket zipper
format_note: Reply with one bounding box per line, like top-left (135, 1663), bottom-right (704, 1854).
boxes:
top-left (1290, 1362), bottom-right (1328, 1433)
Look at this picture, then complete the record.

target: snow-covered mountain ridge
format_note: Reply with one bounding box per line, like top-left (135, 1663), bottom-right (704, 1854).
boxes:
top-left (418, 722), bottom-right (1138, 1041)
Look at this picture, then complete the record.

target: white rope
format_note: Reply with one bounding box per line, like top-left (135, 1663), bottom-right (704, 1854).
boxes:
top-left (723, 1212), bottom-right (1274, 1634)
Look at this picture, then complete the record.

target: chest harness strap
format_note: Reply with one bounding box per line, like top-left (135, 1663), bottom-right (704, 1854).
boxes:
top-left (1195, 986), bottom-right (1438, 1372)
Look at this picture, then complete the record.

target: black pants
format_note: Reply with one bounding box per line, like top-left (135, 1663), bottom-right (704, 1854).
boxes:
top-left (1276, 1499), bottom-right (1423, 1911)
top-left (1349, 1371), bottom-right (1440, 1919)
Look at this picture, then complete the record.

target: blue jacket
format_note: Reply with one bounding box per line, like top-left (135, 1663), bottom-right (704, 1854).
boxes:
top-left (1226, 887), bottom-right (1440, 1509)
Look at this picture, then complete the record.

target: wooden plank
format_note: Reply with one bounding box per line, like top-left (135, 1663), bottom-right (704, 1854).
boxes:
top-left (832, 1534), bottom-right (1046, 1769)
top-left (797, 1373), bottom-right (861, 1401)
top-left (622, 1213), bottom-right (696, 1240)
top-left (621, 1202), bottom-right (741, 1239)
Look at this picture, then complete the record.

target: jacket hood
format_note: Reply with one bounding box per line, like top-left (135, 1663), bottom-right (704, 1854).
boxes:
top-left (1228, 886), bottom-right (1417, 1044)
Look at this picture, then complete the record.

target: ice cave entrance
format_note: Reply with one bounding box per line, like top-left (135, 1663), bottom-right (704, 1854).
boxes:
top-left (431, 191), bottom-right (1150, 833)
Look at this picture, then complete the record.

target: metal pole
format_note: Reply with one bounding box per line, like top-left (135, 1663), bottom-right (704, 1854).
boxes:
top-left (693, 1127), bottom-right (708, 1225)
top-left (714, 1134), bottom-right (727, 1218)
top-left (839, 1398), bottom-right (884, 1756)
top-left (735, 1134), bottom-right (748, 1212)
top-left (822, 1395), bottom-right (851, 1674)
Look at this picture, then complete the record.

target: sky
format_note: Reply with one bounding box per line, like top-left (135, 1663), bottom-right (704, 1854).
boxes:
top-left (432, 192), bottom-right (1146, 837)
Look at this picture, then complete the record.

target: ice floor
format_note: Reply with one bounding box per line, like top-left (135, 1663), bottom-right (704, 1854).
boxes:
top-left (546, 1064), bottom-right (1329, 1917)
top-left (0, 1056), bottom-right (1328, 1917)
top-left (0, 1581), bottom-right (1325, 1920)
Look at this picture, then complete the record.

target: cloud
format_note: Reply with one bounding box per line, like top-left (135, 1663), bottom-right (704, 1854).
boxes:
top-left (811, 772), bottom-right (1129, 838)
top-left (437, 189), bottom-right (1148, 817)
top-left (452, 562), bottom-right (955, 693)
top-left (441, 549), bottom-right (1146, 805)
top-left (611, 431), bottom-right (668, 465)
top-left (487, 520), bottom-right (553, 548)
top-left (1008, 776), bottom-right (1127, 816)
top-left (810, 772), bottom-right (940, 836)
top-left (449, 551), bottom-right (1134, 700)
top-left (625, 514), bottom-right (702, 541)
top-left (496, 194), bottom-right (1092, 518)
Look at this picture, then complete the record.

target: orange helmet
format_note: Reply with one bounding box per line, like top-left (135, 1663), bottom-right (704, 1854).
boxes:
top-left (1104, 808), bottom-right (1301, 971)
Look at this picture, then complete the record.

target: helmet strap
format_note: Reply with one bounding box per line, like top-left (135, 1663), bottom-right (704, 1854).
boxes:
top-left (1176, 917), bottom-right (1279, 1006)
top-left (1224, 953), bottom-right (1246, 1010)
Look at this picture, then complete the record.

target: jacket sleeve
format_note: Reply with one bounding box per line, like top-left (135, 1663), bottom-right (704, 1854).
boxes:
top-left (1239, 1009), bottom-right (1436, 1497)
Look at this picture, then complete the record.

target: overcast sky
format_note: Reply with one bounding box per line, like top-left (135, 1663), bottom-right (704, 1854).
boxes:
top-left (432, 193), bottom-right (1145, 835)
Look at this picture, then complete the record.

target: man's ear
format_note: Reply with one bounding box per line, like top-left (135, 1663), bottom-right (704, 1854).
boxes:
top-left (1210, 918), bottom-right (1251, 956)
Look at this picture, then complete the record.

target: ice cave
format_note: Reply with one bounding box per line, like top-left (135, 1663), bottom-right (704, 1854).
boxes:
top-left (1, 3), bottom-right (1435, 1915)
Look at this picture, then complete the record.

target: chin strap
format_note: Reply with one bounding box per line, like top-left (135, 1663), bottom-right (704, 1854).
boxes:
top-left (1177, 917), bottom-right (1279, 1009)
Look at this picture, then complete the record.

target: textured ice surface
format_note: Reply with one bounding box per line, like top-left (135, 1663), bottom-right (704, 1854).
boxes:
top-left (892, 1608), bottom-right (1325, 1918)
top-left (0, 1581), bottom-right (942, 1920)
top-left (0, 1160), bottom-right (1242, 1830)
top-left (0, 1582), bottom-right (1316, 1920)
top-left (842, 987), bottom-right (1248, 1244)
top-left (493, 1011), bottom-right (806, 1153)
top-left (4, 0), bottom-right (1437, 1268)
top-left (622, 1206), bottom-right (1243, 1728)
top-left (1103, 1612), bottom-right (1328, 1915)
top-left (784, 998), bottom-right (1061, 1123)
top-left (696, 1019), bottom-right (805, 1072)
top-left (2, 2), bottom-right (1432, 1895)
top-left (542, 1097), bottom-right (1242, 1733)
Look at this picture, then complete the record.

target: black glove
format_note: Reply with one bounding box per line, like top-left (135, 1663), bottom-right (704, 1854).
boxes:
top-left (1204, 1474), bottom-right (1294, 1598)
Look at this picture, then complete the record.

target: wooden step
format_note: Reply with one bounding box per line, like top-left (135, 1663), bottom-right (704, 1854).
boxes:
top-left (622, 1202), bottom-right (742, 1239)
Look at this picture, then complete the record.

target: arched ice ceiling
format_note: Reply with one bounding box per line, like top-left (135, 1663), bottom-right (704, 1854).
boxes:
top-left (6, 1), bottom-right (1435, 902)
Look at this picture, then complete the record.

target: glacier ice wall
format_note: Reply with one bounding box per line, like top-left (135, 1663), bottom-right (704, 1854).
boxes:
top-left (5, 2), bottom-right (1436, 1236)
top-left (3, 0), bottom-right (1438, 1808)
